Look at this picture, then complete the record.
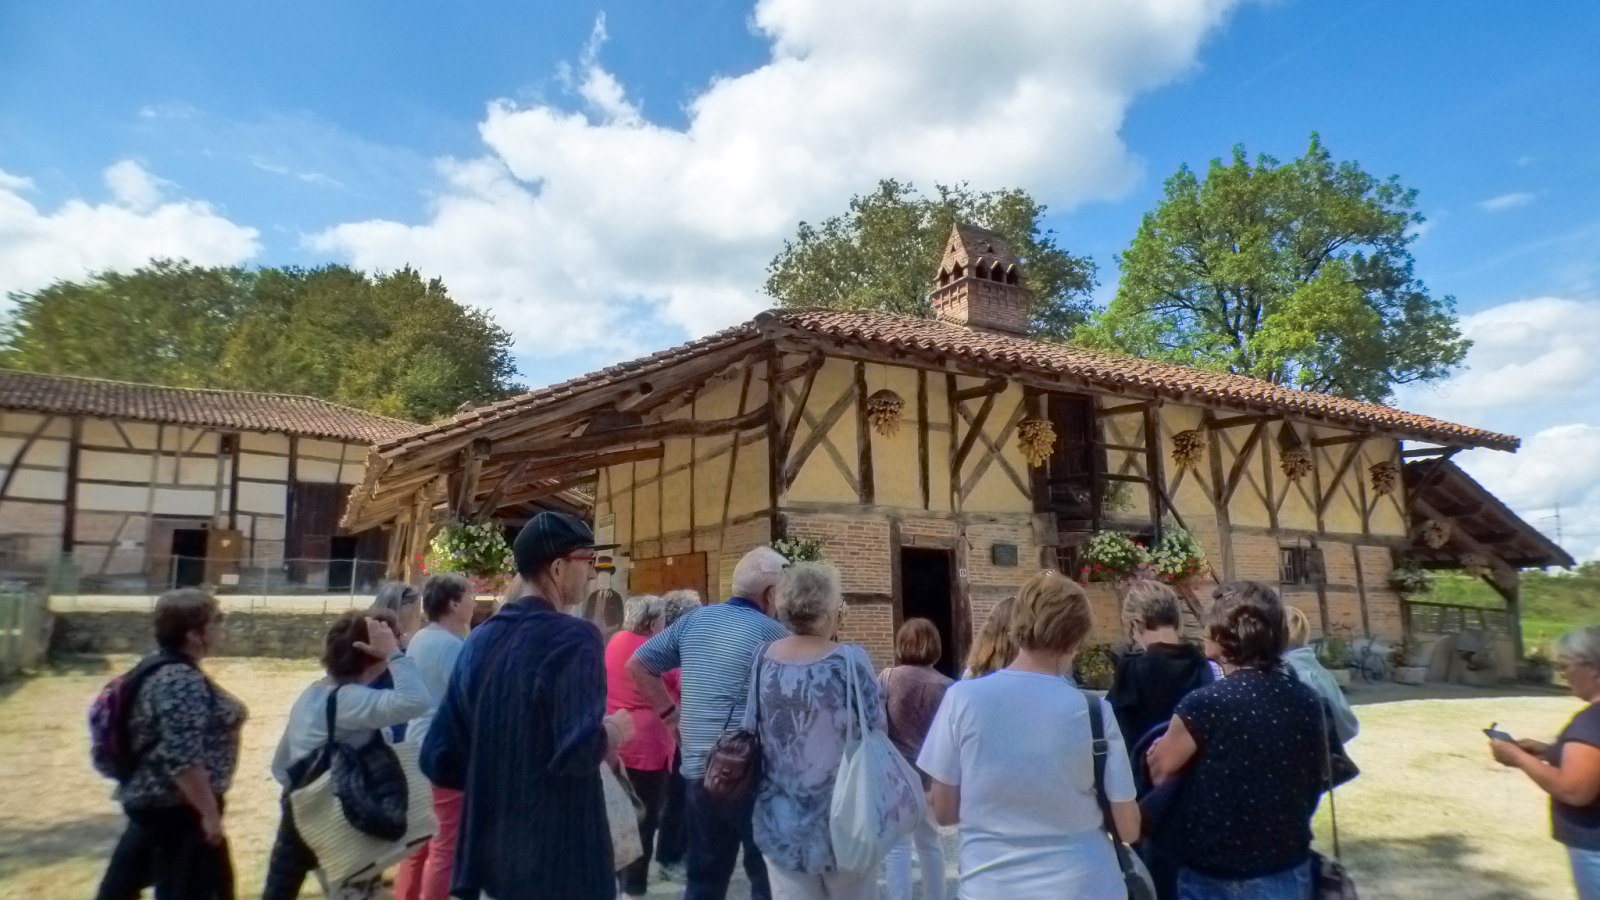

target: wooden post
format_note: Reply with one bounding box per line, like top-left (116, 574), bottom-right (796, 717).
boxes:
top-left (889, 519), bottom-right (903, 630)
top-left (917, 370), bottom-right (930, 511)
top-left (1505, 576), bottom-right (1526, 661)
top-left (766, 352), bottom-right (784, 542)
top-left (1143, 404), bottom-right (1165, 543)
top-left (1352, 545), bottom-right (1372, 639)
top-left (1204, 412), bottom-right (1235, 582)
top-left (854, 361), bottom-right (875, 506)
top-left (62, 417), bottom-right (82, 555)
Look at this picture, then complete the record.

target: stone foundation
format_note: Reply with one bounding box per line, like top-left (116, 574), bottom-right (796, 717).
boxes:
top-left (51, 610), bottom-right (336, 659)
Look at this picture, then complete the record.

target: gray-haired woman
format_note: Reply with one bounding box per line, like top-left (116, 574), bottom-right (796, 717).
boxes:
top-left (744, 562), bottom-right (883, 900)
top-left (1490, 625), bottom-right (1600, 900)
top-left (607, 595), bottom-right (674, 896)
top-left (372, 582), bottom-right (422, 648)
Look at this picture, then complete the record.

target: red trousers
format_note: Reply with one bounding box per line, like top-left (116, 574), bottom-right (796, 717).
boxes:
top-left (394, 786), bottom-right (463, 900)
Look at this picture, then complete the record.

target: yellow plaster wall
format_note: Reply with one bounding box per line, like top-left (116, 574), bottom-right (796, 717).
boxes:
top-left (865, 363), bottom-right (921, 510)
top-left (786, 358), bottom-right (861, 505)
top-left (955, 383), bottom-right (1031, 514)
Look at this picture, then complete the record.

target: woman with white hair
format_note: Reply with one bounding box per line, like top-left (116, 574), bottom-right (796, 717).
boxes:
top-left (1490, 625), bottom-right (1600, 899)
top-left (743, 562), bottom-right (884, 900)
top-left (372, 581), bottom-right (422, 647)
top-left (605, 594), bottom-right (676, 896)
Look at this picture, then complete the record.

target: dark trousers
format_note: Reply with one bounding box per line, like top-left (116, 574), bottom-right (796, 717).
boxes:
top-left (619, 768), bottom-right (670, 896)
top-left (655, 751), bottom-right (687, 867)
top-left (684, 780), bottom-right (770, 900)
top-left (96, 802), bottom-right (234, 900)
top-left (260, 795), bottom-right (317, 900)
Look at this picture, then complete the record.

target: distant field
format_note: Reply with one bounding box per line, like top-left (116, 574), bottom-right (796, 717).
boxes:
top-left (1420, 571), bottom-right (1600, 654)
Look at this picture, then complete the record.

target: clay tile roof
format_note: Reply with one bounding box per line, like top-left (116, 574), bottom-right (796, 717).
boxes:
top-left (372, 308), bottom-right (1518, 454)
top-left (0, 370), bottom-right (415, 444)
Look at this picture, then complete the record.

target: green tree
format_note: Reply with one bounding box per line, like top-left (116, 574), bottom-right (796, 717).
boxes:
top-left (765, 180), bottom-right (1097, 339)
top-left (1079, 135), bottom-right (1469, 402)
top-left (2, 261), bottom-right (521, 422)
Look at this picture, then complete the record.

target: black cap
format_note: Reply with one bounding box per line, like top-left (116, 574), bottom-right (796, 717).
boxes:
top-left (512, 511), bottom-right (618, 575)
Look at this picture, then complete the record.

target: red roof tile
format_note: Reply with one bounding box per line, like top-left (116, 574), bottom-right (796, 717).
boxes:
top-left (0, 370), bottom-right (415, 444)
top-left (374, 309), bottom-right (1519, 454)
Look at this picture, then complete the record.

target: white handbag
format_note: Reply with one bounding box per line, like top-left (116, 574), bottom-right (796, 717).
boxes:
top-left (601, 760), bottom-right (644, 871)
top-left (289, 737), bottom-right (438, 887)
top-left (828, 645), bottom-right (926, 873)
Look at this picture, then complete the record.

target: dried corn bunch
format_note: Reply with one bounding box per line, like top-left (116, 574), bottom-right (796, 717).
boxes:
top-left (1369, 461), bottom-right (1400, 496)
top-left (1280, 447), bottom-right (1313, 482)
top-left (1460, 552), bottom-right (1494, 579)
top-left (864, 389), bottom-right (904, 437)
top-left (1420, 518), bottom-right (1450, 550)
top-left (1017, 417), bottom-right (1057, 467)
top-left (1171, 429), bottom-right (1205, 469)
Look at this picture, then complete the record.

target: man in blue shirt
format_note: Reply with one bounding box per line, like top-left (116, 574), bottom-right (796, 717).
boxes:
top-left (629, 546), bottom-right (789, 900)
top-left (423, 512), bottom-right (635, 900)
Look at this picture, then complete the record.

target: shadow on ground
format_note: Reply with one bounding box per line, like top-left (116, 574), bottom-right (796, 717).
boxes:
top-left (1348, 833), bottom-right (1556, 900)
top-left (0, 813), bottom-right (122, 879)
top-left (1347, 681), bottom-right (1571, 706)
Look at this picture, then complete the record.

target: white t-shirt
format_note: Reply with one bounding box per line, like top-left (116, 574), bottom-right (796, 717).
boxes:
top-left (918, 669), bottom-right (1136, 900)
top-left (405, 624), bottom-right (466, 750)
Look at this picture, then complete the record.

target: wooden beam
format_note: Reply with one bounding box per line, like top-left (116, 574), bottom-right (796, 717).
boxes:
top-left (951, 376), bottom-right (1008, 403)
top-left (1203, 411), bottom-right (1234, 581)
top-left (1400, 446), bottom-right (1465, 459)
top-left (1209, 413), bottom-right (1279, 431)
top-left (62, 417), bottom-right (82, 554)
top-left (780, 350), bottom-right (825, 463)
top-left (1221, 421), bottom-right (1267, 505)
top-left (489, 407), bottom-right (769, 462)
top-left (0, 416), bottom-right (53, 506)
top-left (917, 369), bottom-right (930, 511)
top-left (1312, 432), bottom-right (1375, 448)
top-left (1317, 438), bottom-right (1369, 516)
top-left (766, 352), bottom-right (783, 541)
top-left (773, 349), bottom-right (826, 386)
top-left (1144, 405), bottom-right (1167, 542)
top-left (477, 459), bottom-right (531, 517)
top-left (1100, 400), bottom-right (1154, 418)
top-left (854, 361), bottom-right (875, 505)
top-left (498, 475), bottom-right (598, 508)
top-left (451, 439), bottom-right (490, 519)
top-left (951, 389), bottom-right (997, 478)
top-left (783, 383), bottom-right (856, 490)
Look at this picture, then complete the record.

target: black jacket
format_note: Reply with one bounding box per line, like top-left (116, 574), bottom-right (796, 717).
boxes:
top-left (1107, 641), bottom-right (1214, 752)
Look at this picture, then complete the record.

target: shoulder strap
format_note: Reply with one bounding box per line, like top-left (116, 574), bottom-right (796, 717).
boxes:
top-left (323, 685), bottom-right (340, 753)
top-left (1318, 697), bottom-right (1342, 860)
top-left (1081, 689), bottom-right (1115, 834)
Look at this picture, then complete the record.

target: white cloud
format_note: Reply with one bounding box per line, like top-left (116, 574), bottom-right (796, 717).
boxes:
top-left (1478, 191), bottom-right (1536, 212)
top-left (1396, 296), bottom-right (1600, 561)
top-left (0, 162), bottom-right (260, 301)
top-left (315, 0), bottom-right (1246, 354)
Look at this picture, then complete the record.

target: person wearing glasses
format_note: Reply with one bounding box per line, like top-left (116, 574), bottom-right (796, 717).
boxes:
top-left (421, 512), bottom-right (637, 900)
top-left (1489, 626), bottom-right (1600, 900)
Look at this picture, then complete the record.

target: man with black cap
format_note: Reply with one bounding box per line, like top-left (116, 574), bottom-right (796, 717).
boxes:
top-left (422, 511), bottom-right (635, 900)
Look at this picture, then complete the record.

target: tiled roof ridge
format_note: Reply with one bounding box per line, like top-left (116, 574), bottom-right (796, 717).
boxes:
top-left (374, 307), bottom-right (1516, 453)
top-left (0, 368), bottom-right (411, 418)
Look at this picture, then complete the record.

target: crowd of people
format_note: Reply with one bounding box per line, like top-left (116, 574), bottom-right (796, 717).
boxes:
top-left (87, 510), bottom-right (1600, 900)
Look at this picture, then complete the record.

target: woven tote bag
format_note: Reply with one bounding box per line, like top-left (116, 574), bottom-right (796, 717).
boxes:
top-left (290, 738), bottom-right (438, 887)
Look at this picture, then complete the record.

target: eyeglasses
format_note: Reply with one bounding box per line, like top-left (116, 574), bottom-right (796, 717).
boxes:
top-left (561, 554), bottom-right (598, 567)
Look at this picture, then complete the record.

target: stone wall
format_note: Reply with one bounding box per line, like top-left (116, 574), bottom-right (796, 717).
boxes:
top-left (52, 610), bottom-right (335, 658)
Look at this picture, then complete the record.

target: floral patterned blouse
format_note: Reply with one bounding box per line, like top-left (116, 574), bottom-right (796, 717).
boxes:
top-left (742, 642), bottom-right (884, 874)
top-left (114, 656), bottom-right (248, 808)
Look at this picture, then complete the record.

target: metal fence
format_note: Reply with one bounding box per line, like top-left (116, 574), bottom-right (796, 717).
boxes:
top-left (14, 557), bottom-right (396, 614)
top-left (0, 588), bottom-right (48, 677)
top-left (1404, 599), bottom-right (1513, 637)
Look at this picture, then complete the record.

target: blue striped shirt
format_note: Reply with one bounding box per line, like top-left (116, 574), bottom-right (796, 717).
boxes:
top-left (633, 597), bottom-right (789, 777)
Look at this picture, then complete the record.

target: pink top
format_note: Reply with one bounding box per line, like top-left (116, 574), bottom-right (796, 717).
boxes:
top-left (605, 630), bottom-right (681, 771)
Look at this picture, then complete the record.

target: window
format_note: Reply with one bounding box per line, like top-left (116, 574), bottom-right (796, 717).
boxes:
top-left (1280, 546), bottom-right (1326, 585)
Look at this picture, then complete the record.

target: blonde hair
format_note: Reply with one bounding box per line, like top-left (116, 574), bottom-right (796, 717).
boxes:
top-left (1011, 570), bottom-right (1093, 655)
top-left (965, 596), bottom-right (1018, 678)
top-left (777, 562), bottom-right (843, 636)
top-left (1285, 605), bottom-right (1314, 649)
top-left (1121, 580), bottom-right (1182, 632)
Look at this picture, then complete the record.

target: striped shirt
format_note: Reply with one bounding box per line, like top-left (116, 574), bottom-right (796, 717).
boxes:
top-left (633, 597), bottom-right (789, 778)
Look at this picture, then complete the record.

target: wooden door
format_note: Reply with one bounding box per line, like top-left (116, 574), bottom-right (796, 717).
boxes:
top-left (628, 552), bottom-right (710, 602)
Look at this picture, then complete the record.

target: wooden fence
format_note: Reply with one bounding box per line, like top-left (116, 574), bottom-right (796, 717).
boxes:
top-left (1403, 599), bottom-right (1512, 637)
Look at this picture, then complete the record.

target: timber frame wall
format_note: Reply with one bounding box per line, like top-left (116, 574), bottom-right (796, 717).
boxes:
top-left (592, 338), bottom-right (1415, 666)
top-left (0, 410), bottom-right (373, 591)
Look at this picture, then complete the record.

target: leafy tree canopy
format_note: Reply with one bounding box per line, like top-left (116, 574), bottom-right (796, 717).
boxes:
top-left (765, 180), bottom-right (1097, 339)
top-left (1, 260), bottom-right (521, 422)
top-left (1078, 135), bottom-right (1469, 403)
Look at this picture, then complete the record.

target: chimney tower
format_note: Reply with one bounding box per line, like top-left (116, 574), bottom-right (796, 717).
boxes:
top-left (928, 223), bottom-right (1030, 336)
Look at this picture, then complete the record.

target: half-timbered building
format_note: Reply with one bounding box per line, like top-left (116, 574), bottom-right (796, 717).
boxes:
top-left (343, 225), bottom-right (1543, 668)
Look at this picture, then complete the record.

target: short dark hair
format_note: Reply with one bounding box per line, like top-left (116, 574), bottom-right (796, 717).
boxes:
top-left (422, 573), bottom-right (470, 621)
top-left (323, 609), bottom-right (400, 682)
top-left (1206, 581), bottom-right (1286, 669)
top-left (896, 618), bottom-right (942, 666)
top-left (153, 589), bottom-right (219, 653)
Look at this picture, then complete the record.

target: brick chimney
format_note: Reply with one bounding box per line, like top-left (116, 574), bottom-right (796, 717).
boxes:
top-left (928, 223), bottom-right (1030, 336)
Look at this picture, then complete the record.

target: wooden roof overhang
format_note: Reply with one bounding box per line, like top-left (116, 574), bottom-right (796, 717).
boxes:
top-left (1405, 458), bottom-right (1575, 574)
top-left (344, 309), bottom-right (1523, 532)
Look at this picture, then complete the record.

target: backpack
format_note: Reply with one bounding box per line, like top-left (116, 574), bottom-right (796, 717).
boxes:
top-left (88, 653), bottom-right (192, 782)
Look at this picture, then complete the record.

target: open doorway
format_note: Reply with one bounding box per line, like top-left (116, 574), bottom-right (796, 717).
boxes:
top-left (901, 548), bottom-right (957, 677)
top-left (327, 535), bottom-right (359, 592)
top-left (170, 529), bottom-right (207, 588)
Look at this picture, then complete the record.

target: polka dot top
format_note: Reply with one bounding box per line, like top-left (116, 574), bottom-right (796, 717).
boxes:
top-left (1161, 668), bottom-right (1326, 878)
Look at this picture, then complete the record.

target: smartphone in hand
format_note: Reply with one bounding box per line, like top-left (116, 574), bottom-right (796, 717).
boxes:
top-left (1484, 722), bottom-right (1515, 742)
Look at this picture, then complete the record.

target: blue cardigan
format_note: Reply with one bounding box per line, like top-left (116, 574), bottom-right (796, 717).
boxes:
top-left (421, 595), bottom-right (612, 900)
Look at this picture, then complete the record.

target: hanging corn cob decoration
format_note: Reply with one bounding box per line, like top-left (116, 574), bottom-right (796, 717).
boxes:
top-left (1171, 429), bottom-right (1205, 470)
top-left (1369, 461), bottom-right (1400, 497)
top-left (1420, 518), bottom-right (1450, 550)
top-left (863, 389), bottom-right (905, 438)
top-left (1017, 416), bottom-right (1057, 467)
top-left (1280, 448), bottom-right (1313, 482)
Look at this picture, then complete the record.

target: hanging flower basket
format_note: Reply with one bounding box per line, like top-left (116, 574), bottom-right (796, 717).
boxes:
top-left (772, 535), bottom-right (827, 563)
top-left (1081, 530), bottom-right (1150, 582)
top-left (1370, 461), bottom-right (1400, 496)
top-left (1171, 429), bottom-right (1205, 469)
top-left (1388, 559), bottom-right (1434, 596)
top-left (1420, 518), bottom-right (1450, 550)
top-left (1280, 447), bottom-right (1313, 482)
top-left (425, 519), bottom-right (513, 578)
top-left (1150, 526), bottom-right (1208, 585)
top-left (1017, 416), bottom-right (1058, 468)
top-left (864, 389), bottom-right (905, 438)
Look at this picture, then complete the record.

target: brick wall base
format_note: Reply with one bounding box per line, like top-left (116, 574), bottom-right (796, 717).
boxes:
top-left (52, 611), bottom-right (335, 659)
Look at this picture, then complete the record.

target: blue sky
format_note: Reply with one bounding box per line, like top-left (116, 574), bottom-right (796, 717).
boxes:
top-left (2, 0), bottom-right (1598, 556)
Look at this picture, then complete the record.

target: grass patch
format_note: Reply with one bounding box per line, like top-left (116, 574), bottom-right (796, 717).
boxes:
top-left (1413, 571), bottom-right (1600, 654)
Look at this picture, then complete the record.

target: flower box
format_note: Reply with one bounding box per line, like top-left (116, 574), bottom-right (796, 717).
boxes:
top-left (1393, 665), bottom-right (1428, 686)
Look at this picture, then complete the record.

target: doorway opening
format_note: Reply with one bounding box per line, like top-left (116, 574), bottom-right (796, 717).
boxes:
top-left (170, 529), bottom-right (208, 588)
top-left (900, 548), bottom-right (957, 677)
top-left (328, 535), bottom-right (359, 592)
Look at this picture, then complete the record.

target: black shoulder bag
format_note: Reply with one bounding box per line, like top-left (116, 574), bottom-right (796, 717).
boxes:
top-left (318, 686), bottom-right (410, 841)
top-left (1083, 690), bottom-right (1157, 900)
